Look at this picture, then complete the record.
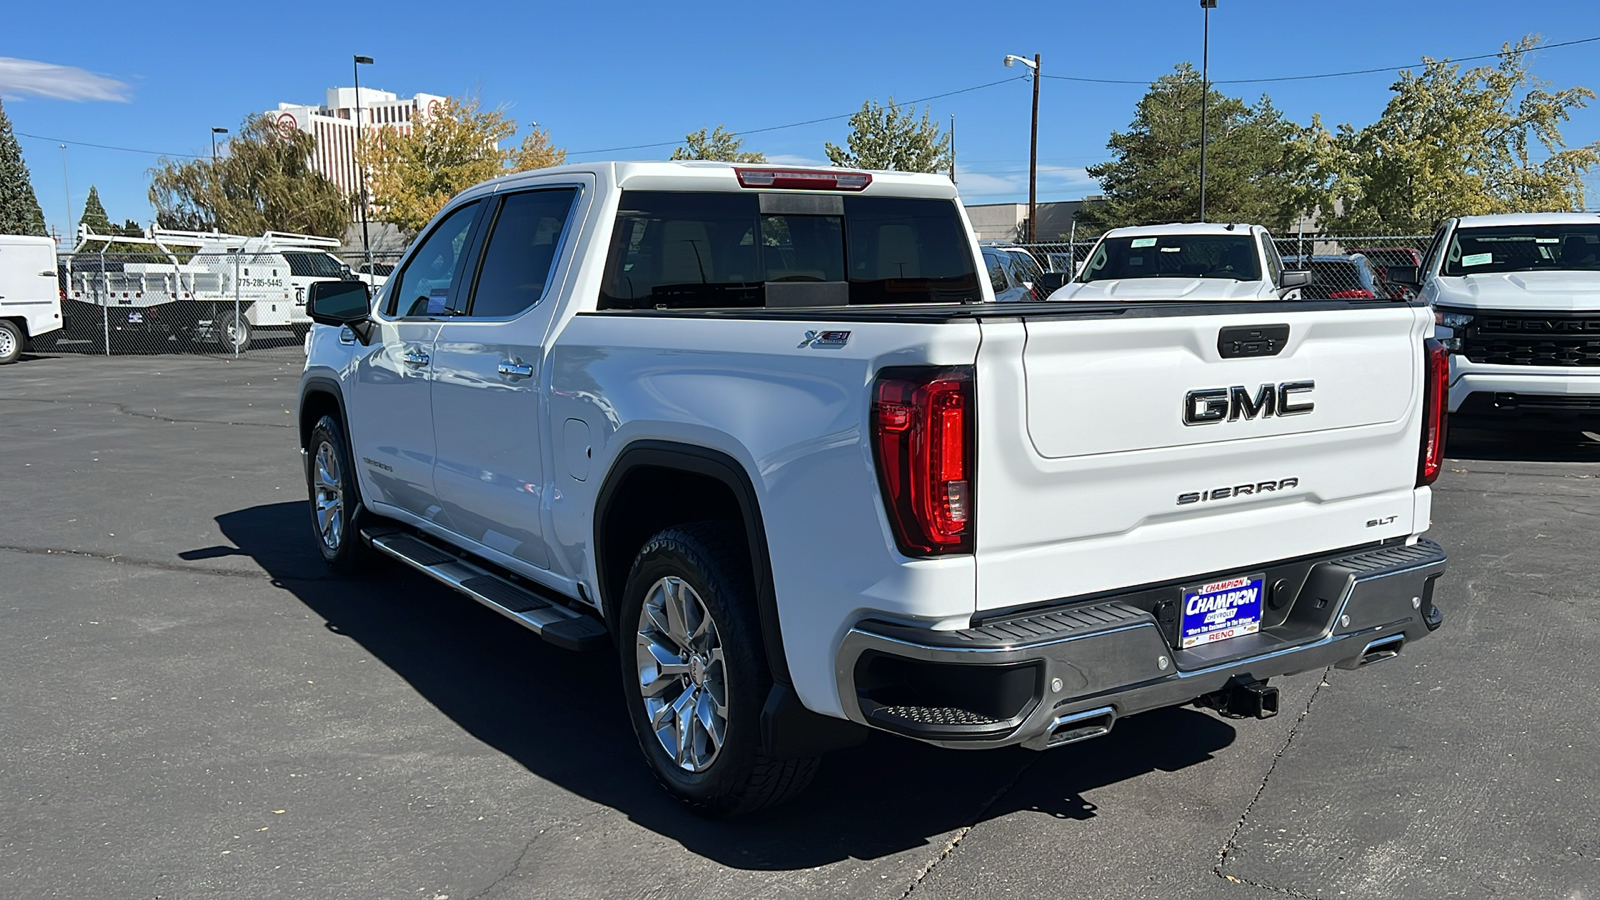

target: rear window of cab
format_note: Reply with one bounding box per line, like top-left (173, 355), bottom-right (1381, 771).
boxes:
top-left (597, 191), bottom-right (981, 309)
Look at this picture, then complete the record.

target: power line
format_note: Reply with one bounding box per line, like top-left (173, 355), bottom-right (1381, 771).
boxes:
top-left (15, 130), bottom-right (204, 160)
top-left (1041, 34), bottom-right (1600, 87)
top-left (566, 75), bottom-right (1028, 156)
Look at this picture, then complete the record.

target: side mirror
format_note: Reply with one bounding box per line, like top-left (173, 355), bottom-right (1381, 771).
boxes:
top-left (1386, 265), bottom-right (1421, 288)
top-left (307, 280), bottom-right (373, 342)
top-left (1036, 272), bottom-right (1069, 294)
top-left (1279, 270), bottom-right (1312, 290)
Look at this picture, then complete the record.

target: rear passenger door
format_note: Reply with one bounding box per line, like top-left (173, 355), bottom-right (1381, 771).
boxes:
top-left (429, 181), bottom-right (586, 571)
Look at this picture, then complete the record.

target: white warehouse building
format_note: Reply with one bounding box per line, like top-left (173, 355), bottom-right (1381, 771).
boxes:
top-left (269, 87), bottom-right (448, 204)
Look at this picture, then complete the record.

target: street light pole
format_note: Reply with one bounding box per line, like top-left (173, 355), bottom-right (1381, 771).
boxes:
top-left (211, 127), bottom-right (229, 164)
top-left (1004, 54), bottom-right (1041, 244)
top-left (1199, 0), bottom-right (1216, 222)
top-left (59, 144), bottom-right (71, 242)
top-left (353, 55), bottom-right (374, 265)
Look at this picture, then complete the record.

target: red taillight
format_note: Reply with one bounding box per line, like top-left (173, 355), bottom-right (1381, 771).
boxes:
top-left (735, 168), bottom-right (872, 191)
top-left (872, 367), bottom-right (974, 556)
top-left (1329, 289), bottom-right (1376, 299)
top-left (1418, 338), bottom-right (1448, 486)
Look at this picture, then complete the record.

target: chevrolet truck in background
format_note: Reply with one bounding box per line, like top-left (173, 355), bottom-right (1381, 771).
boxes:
top-left (1389, 213), bottom-right (1600, 436)
top-left (298, 161), bottom-right (1450, 815)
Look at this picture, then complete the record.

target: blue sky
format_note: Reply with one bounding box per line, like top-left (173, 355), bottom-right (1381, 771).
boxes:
top-left (4, 0), bottom-right (1600, 241)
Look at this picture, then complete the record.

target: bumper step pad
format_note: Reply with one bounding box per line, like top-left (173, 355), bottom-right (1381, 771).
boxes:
top-left (363, 527), bottom-right (607, 651)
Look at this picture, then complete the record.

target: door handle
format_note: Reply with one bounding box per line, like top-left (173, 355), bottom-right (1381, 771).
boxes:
top-left (497, 360), bottom-right (534, 378)
top-left (402, 348), bottom-right (430, 368)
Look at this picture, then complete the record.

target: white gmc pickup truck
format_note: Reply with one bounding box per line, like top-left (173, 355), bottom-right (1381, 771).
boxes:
top-left (1389, 212), bottom-right (1600, 435)
top-left (297, 161), bottom-right (1449, 815)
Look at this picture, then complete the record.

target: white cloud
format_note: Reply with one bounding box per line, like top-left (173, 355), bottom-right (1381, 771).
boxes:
top-left (953, 164), bottom-right (1101, 199)
top-left (0, 57), bottom-right (130, 102)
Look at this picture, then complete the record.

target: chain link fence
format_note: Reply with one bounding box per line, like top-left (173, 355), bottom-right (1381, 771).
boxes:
top-left (35, 236), bottom-right (1435, 359)
top-left (1017, 234), bottom-right (1432, 300)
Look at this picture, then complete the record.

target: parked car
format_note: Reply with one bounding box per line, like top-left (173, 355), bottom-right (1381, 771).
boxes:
top-left (299, 161), bottom-right (1449, 815)
top-left (1050, 223), bottom-right (1309, 301)
top-left (0, 234), bottom-right (63, 363)
top-left (980, 244), bottom-right (1039, 301)
top-left (1349, 246), bottom-right (1423, 299)
top-left (1281, 254), bottom-right (1385, 299)
top-left (1388, 212), bottom-right (1600, 436)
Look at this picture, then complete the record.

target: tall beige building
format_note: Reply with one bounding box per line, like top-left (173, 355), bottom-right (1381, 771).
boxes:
top-left (269, 87), bottom-right (447, 203)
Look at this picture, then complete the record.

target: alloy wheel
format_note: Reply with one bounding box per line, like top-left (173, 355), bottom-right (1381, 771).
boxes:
top-left (635, 576), bottom-right (728, 772)
top-left (313, 441), bottom-right (344, 550)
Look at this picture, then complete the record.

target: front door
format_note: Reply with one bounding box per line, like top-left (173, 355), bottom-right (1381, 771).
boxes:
top-left (346, 200), bottom-right (484, 522)
top-left (430, 185), bottom-right (583, 570)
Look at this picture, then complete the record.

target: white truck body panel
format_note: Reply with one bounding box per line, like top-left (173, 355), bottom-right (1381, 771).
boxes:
top-left (0, 235), bottom-right (63, 340)
top-left (302, 160), bottom-right (1445, 741)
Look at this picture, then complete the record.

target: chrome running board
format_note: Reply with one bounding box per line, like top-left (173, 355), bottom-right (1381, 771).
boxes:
top-left (362, 527), bottom-right (608, 651)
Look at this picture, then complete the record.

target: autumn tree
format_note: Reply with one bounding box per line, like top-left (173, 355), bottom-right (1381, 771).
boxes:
top-left (825, 99), bottom-right (950, 173)
top-left (0, 100), bottom-right (47, 237)
top-left (1327, 35), bottom-right (1600, 232)
top-left (1076, 64), bottom-right (1329, 232)
top-left (671, 126), bottom-right (765, 162)
top-left (363, 96), bottom-right (568, 234)
top-left (148, 114), bottom-right (349, 236)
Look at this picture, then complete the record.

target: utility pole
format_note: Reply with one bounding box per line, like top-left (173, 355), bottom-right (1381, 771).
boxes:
top-left (353, 55), bottom-right (374, 265)
top-left (1199, 0), bottom-right (1216, 222)
top-left (1003, 54), bottom-right (1042, 243)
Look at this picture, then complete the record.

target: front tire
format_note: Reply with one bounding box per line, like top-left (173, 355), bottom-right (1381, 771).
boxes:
top-left (306, 414), bottom-right (372, 573)
top-left (620, 522), bottom-right (818, 816)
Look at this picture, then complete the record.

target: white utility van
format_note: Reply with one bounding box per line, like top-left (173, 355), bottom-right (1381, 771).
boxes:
top-left (0, 234), bottom-right (63, 364)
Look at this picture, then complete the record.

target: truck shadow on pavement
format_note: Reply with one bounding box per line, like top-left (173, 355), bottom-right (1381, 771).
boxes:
top-left (1445, 427), bottom-right (1600, 463)
top-left (209, 501), bottom-right (1239, 870)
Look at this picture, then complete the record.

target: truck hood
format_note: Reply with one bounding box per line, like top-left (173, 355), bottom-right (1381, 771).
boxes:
top-left (1052, 278), bottom-right (1272, 302)
top-left (1434, 271), bottom-right (1600, 311)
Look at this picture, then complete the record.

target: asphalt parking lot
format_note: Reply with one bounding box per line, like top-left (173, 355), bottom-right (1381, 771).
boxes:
top-left (3, 351), bottom-right (1598, 900)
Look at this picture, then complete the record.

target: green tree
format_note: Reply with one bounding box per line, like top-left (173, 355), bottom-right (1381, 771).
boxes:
top-left (363, 96), bottom-right (566, 234)
top-left (0, 100), bottom-right (48, 237)
top-left (670, 125), bottom-right (765, 162)
top-left (1076, 64), bottom-right (1327, 232)
top-left (80, 185), bottom-right (112, 233)
top-left (1329, 35), bottom-right (1600, 232)
top-left (148, 113), bottom-right (349, 236)
top-left (825, 99), bottom-right (950, 173)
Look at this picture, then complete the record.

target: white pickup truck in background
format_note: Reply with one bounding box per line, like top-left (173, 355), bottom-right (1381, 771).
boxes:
top-left (0, 234), bottom-right (63, 365)
top-left (1047, 222), bottom-right (1309, 302)
top-left (298, 161), bottom-right (1449, 815)
top-left (1389, 213), bottom-right (1600, 436)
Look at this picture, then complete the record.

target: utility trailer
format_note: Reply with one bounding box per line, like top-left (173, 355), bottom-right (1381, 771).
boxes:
top-left (59, 226), bottom-right (359, 352)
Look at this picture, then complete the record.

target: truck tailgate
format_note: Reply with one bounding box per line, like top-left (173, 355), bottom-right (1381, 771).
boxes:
top-left (973, 304), bottom-right (1434, 612)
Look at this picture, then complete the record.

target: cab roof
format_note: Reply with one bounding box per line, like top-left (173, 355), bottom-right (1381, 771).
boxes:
top-left (464, 160), bottom-right (961, 202)
top-left (1455, 212), bottom-right (1600, 227)
top-left (1099, 222), bottom-right (1262, 238)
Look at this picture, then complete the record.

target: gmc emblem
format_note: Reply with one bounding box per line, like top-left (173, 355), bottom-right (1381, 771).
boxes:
top-left (1184, 381), bottom-right (1315, 425)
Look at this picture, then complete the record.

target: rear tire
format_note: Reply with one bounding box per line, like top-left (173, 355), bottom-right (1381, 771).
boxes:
top-left (0, 320), bottom-right (22, 364)
top-left (218, 309), bottom-right (251, 353)
top-left (306, 414), bottom-right (374, 573)
top-left (619, 522), bottom-right (819, 816)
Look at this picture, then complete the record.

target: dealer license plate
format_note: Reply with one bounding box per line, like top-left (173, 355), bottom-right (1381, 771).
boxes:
top-left (1180, 574), bottom-right (1264, 648)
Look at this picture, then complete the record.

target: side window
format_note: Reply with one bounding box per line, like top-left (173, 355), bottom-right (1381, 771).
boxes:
top-left (386, 201), bottom-right (482, 318)
top-left (1420, 223), bottom-right (1449, 276)
top-left (1259, 232), bottom-right (1283, 283)
top-left (466, 188), bottom-right (579, 318)
top-left (984, 251), bottom-right (1008, 292)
